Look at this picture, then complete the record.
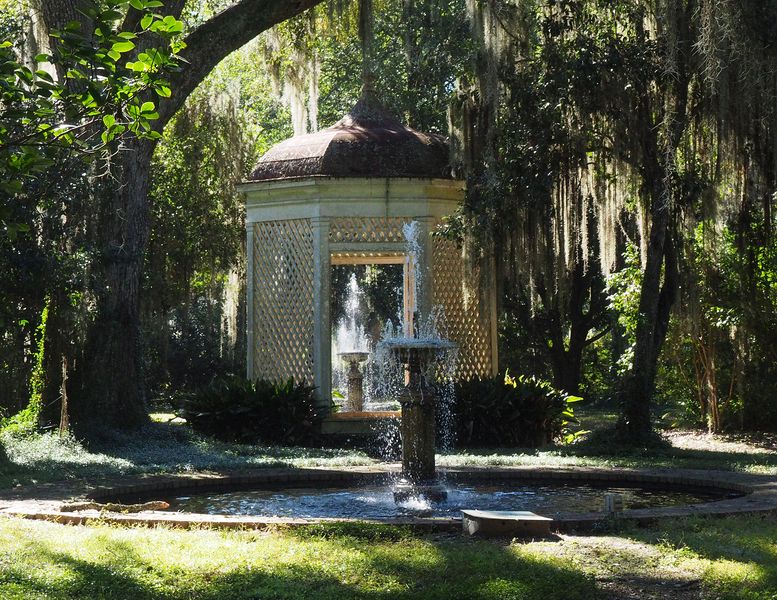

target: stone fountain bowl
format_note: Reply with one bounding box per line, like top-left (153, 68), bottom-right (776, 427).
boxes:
top-left (338, 351), bottom-right (370, 363)
top-left (377, 337), bottom-right (458, 363)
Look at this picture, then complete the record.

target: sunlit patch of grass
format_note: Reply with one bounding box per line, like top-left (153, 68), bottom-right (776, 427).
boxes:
top-left (438, 433), bottom-right (777, 475)
top-left (516, 514), bottom-right (777, 599)
top-left (622, 515), bottom-right (777, 599)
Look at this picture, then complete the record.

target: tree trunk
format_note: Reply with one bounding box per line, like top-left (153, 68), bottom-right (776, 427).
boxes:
top-left (39, 289), bottom-right (69, 428)
top-left (617, 0), bottom-right (691, 442)
top-left (36, 0), bottom-right (325, 435)
top-left (70, 140), bottom-right (154, 432)
top-left (546, 257), bottom-right (606, 397)
top-left (619, 210), bottom-right (678, 439)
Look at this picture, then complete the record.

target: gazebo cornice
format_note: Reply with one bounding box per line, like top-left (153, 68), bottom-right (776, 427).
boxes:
top-left (240, 177), bottom-right (465, 224)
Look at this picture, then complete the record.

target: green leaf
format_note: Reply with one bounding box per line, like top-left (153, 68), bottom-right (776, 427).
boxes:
top-left (34, 70), bottom-right (53, 82)
top-left (140, 14), bottom-right (154, 30)
top-left (129, 0), bottom-right (145, 9)
top-left (154, 84), bottom-right (171, 97)
top-left (140, 101), bottom-right (155, 114)
top-left (111, 41), bottom-right (136, 53)
top-left (0, 180), bottom-right (22, 194)
top-left (100, 10), bottom-right (123, 21)
top-left (102, 114), bottom-right (115, 128)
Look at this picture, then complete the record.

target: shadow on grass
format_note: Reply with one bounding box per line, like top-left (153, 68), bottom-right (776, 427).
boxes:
top-left (0, 527), bottom-right (602, 600)
top-left (565, 430), bottom-right (777, 473)
top-left (0, 420), bottom-right (372, 488)
top-left (627, 514), bottom-right (777, 599)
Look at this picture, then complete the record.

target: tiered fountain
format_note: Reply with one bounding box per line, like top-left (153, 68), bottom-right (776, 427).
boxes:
top-left (377, 222), bottom-right (458, 503)
top-left (334, 273), bottom-right (371, 412)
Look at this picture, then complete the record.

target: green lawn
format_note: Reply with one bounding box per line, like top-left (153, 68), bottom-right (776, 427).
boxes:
top-left (1, 410), bottom-right (777, 599)
top-left (0, 515), bottom-right (775, 599)
top-left (0, 519), bottom-right (599, 600)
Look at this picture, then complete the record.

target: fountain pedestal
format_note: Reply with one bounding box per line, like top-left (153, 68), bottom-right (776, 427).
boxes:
top-left (379, 340), bottom-right (457, 503)
top-left (397, 350), bottom-right (436, 483)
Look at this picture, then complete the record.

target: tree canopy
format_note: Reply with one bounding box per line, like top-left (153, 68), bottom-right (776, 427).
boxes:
top-left (1, 0), bottom-right (777, 441)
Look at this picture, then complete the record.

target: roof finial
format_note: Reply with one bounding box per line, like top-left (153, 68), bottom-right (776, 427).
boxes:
top-left (361, 71), bottom-right (376, 97)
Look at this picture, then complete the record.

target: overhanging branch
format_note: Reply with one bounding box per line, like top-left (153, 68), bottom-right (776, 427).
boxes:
top-left (159, 0), bottom-right (324, 126)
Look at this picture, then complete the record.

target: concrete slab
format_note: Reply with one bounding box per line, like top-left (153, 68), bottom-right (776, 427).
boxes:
top-left (461, 509), bottom-right (553, 537)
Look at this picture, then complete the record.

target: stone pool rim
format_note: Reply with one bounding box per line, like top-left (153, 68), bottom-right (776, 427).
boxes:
top-left (2, 465), bottom-right (776, 533)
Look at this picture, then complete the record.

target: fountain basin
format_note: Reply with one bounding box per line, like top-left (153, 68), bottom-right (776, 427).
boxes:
top-left (160, 478), bottom-right (739, 519)
top-left (5, 466), bottom-right (774, 533)
top-left (77, 467), bottom-right (752, 525)
top-left (376, 338), bottom-right (457, 365)
top-left (321, 411), bottom-right (399, 436)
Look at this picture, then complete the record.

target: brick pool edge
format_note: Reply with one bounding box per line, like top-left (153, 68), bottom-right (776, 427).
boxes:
top-left (1, 465), bottom-right (776, 533)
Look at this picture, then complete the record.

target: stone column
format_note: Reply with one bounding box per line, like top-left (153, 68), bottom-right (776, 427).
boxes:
top-left (312, 216), bottom-right (332, 414)
top-left (245, 222), bottom-right (255, 381)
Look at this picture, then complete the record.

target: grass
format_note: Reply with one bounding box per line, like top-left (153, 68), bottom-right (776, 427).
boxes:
top-left (0, 514), bottom-right (775, 599)
top-left (0, 519), bottom-right (598, 600)
top-left (0, 419), bottom-right (376, 488)
top-left (1, 406), bottom-right (777, 598)
top-left (3, 407), bottom-right (777, 489)
top-left (531, 514), bottom-right (777, 600)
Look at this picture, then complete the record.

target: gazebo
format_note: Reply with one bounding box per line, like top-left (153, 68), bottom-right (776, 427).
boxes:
top-left (239, 93), bottom-right (497, 416)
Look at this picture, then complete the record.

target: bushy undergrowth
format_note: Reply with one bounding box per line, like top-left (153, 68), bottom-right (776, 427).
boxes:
top-left (454, 372), bottom-right (582, 448)
top-left (177, 376), bottom-right (320, 445)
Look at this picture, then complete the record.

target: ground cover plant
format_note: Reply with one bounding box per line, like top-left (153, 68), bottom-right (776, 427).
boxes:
top-left (4, 408), bottom-right (777, 488)
top-left (0, 519), bottom-right (601, 600)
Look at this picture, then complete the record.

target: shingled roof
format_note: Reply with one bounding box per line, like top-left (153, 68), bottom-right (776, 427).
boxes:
top-left (248, 93), bottom-right (451, 182)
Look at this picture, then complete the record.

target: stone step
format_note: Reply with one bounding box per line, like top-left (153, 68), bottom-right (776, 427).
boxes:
top-left (461, 509), bottom-right (553, 537)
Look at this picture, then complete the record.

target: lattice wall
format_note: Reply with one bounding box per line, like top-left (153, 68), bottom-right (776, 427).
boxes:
top-left (252, 219), bottom-right (314, 383)
top-left (432, 237), bottom-right (494, 379)
top-left (329, 217), bottom-right (406, 243)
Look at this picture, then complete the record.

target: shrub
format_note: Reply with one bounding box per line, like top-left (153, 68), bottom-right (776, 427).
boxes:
top-left (176, 376), bottom-right (319, 445)
top-left (453, 371), bottom-right (581, 448)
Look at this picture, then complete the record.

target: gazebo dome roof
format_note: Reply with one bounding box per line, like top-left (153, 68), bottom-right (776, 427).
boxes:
top-left (248, 93), bottom-right (451, 182)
